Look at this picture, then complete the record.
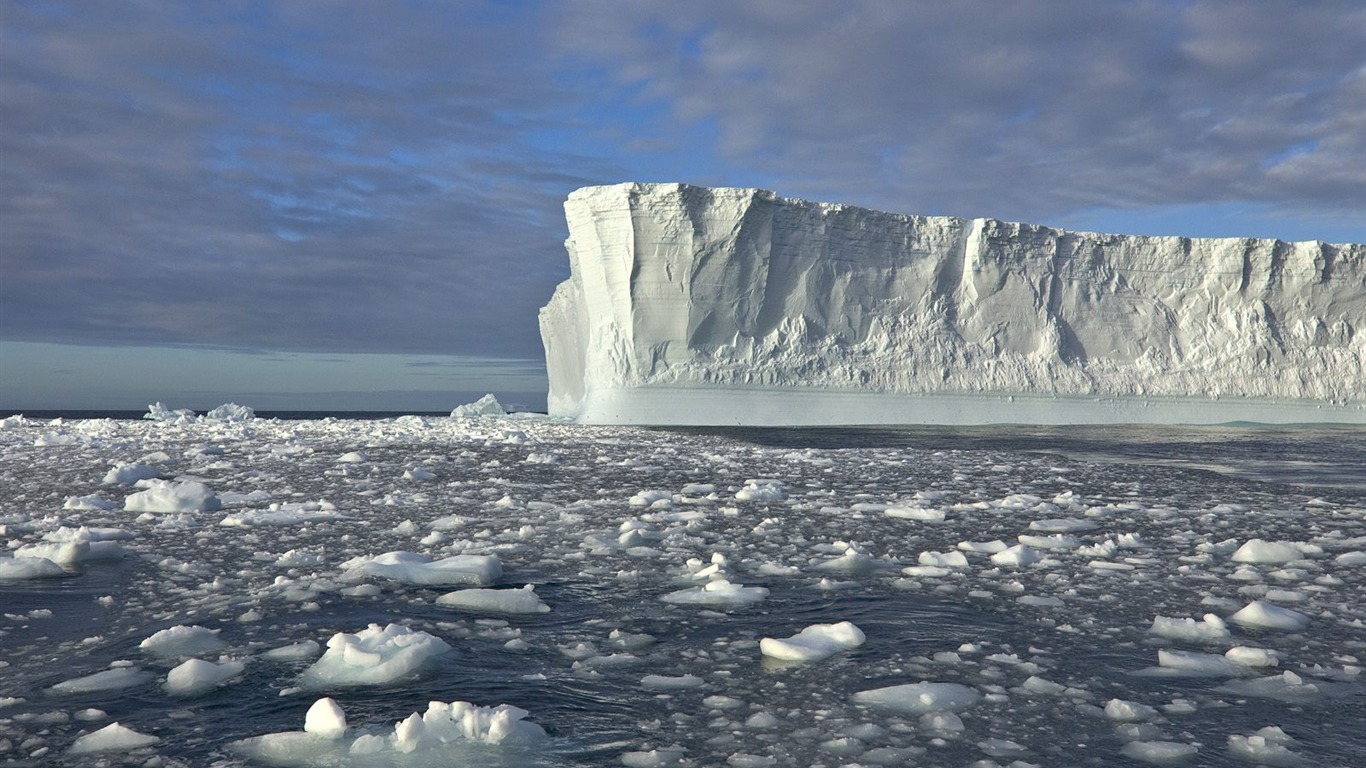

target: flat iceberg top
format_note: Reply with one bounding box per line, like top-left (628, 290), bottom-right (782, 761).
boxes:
top-left (541, 182), bottom-right (1365, 425)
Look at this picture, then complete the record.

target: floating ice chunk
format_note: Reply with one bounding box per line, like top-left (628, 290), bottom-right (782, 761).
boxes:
top-left (139, 625), bottom-right (226, 657)
top-left (990, 544), bottom-right (1042, 567)
top-left (884, 506), bottom-right (945, 521)
top-left (1148, 614), bottom-right (1231, 642)
top-left (125, 479), bottom-right (221, 513)
top-left (641, 674), bottom-right (705, 690)
top-left (1137, 649), bottom-right (1254, 677)
top-left (1105, 698), bottom-right (1159, 722)
top-left (205, 403), bottom-right (255, 422)
top-left (144, 402), bottom-right (195, 422)
top-left (916, 550), bottom-right (969, 569)
top-left (49, 667), bottom-right (154, 694)
top-left (235, 697), bottom-right (545, 763)
top-left (1120, 740), bottom-right (1199, 765)
top-left (403, 467), bottom-right (436, 481)
top-left (1018, 676), bottom-right (1067, 695)
top-left (1336, 551), bottom-right (1366, 566)
top-left (760, 622), bottom-right (865, 662)
top-left (629, 490), bottom-right (675, 507)
top-left (660, 579), bottom-right (769, 607)
top-left (263, 641), bottom-right (322, 662)
top-left (16, 526), bottom-right (128, 563)
top-left (220, 500), bottom-right (344, 526)
top-left (436, 585), bottom-right (551, 614)
top-left (304, 697), bottom-right (347, 739)
top-left (735, 480), bottom-right (787, 502)
top-left (1017, 533), bottom-right (1080, 550)
top-left (957, 540), bottom-right (1008, 554)
top-left (275, 549), bottom-right (325, 567)
top-left (342, 551), bottom-right (502, 586)
top-left (67, 722), bottom-right (160, 754)
top-left (452, 393), bottom-right (508, 418)
top-left (102, 462), bottom-right (161, 485)
top-left (299, 624), bottom-right (451, 689)
top-left (1029, 518), bottom-right (1096, 533)
top-left (1226, 727), bottom-right (1304, 766)
top-left (165, 658), bottom-right (245, 696)
top-left (0, 555), bottom-right (64, 579)
top-left (1216, 671), bottom-right (1348, 704)
top-left (1225, 646), bottom-right (1280, 667)
top-left (337, 451), bottom-right (369, 463)
top-left (812, 549), bottom-right (895, 574)
top-left (621, 748), bottom-right (688, 766)
top-left (1229, 600), bottom-right (1309, 630)
top-left (63, 492), bottom-right (119, 510)
top-left (852, 682), bottom-right (981, 714)
top-left (1232, 540), bottom-right (1307, 564)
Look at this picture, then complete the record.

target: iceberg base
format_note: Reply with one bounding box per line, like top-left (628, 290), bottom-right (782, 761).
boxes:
top-left (571, 387), bottom-right (1366, 426)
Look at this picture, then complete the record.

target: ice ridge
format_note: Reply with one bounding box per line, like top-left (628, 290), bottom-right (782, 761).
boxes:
top-left (539, 182), bottom-right (1365, 425)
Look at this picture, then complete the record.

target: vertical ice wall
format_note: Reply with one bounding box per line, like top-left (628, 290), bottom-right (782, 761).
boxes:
top-left (539, 183), bottom-right (1365, 424)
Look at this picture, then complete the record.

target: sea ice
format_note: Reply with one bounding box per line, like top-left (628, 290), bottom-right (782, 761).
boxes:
top-left (342, 551), bottom-right (502, 586)
top-left (435, 584), bottom-right (550, 614)
top-left (124, 478), bottom-right (221, 513)
top-left (759, 621), bottom-right (865, 662)
top-left (1232, 539), bottom-right (1309, 564)
top-left (1120, 740), bottom-right (1199, 765)
top-left (1229, 600), bottom-right (1309, 630)
top-left (1226, 726), bottom-right (1304, 766)
top-left (1147, 613), bottom-right (1231, 642)
top-left (304, 697), bottom-right (347, 739)
top-left (852, 682), bottom-right (982, 714)
top-left (660, 579), bottom-right (769, 607)
top-left (0, 555), bottom-right (64, 579)
top-left (451, 393), bottom-right (508, 418)
top-left (66, 722), bottom-right (160, 755)
top-left (139, 625), bottom-right (226, 657)
top-left (48, 667), bottom-right (154, 694)
top-left (165, 658), bottom-right (245, 696)
top-left (299, 624), bottom-right (451, 689)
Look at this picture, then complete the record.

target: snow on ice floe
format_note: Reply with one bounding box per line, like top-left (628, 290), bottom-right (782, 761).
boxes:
top-left (66, 722), bottom-right (161, 755)
top-left (124, 478), bottom-right (221, 513)
top-left (435, 584), bottom-right (550, 614)
top-left (759, 621), bottom-right (865, 663)
top-left (234, 697), bottom-right (546, 766)
top-left (298, 624), bottom-right (451, 689)
top-left (341, 551), bottom-right (502, 586)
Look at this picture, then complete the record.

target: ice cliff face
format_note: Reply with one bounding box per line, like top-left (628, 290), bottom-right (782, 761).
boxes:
top-left (539, 183), bottom-right (1365, 424)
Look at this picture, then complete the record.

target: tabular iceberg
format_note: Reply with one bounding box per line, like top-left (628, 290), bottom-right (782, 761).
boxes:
top-left (539, 183), bottom-right (1365, 425)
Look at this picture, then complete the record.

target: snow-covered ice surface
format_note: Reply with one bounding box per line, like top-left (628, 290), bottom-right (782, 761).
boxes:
top-left (1, 414), bottom-right (1364, 767)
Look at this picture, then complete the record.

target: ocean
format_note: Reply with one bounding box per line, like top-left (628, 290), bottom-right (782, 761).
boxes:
top-left (0, 412), bottom-right (1362, 766)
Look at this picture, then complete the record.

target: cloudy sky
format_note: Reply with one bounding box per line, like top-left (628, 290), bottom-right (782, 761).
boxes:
top-left (3, 0), bottom-right (1364, 410)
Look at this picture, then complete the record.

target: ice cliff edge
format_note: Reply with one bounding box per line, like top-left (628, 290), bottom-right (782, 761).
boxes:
top-left (539, 183), bottom-right (1365, 425)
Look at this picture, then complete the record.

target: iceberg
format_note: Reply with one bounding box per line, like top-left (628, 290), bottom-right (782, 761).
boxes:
top-left (540, 183), bottom-right (1365, 425)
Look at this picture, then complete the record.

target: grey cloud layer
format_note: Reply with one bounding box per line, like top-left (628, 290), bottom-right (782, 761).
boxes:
top-left (558, 0), bottom-right (1366, 224)
top-left (3, 1), bottom-right (1363, 359)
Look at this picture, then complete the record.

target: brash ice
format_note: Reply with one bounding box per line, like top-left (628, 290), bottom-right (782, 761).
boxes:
top-left (539, 183), bottom-right (1365, 425)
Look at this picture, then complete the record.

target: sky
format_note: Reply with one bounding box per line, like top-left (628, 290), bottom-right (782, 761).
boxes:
top-left (3, 0), bottom-right (1364, 411)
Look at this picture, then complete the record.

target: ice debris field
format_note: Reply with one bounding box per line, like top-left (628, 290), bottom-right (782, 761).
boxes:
top-left (0, 406), bottom-right (1363, 767)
